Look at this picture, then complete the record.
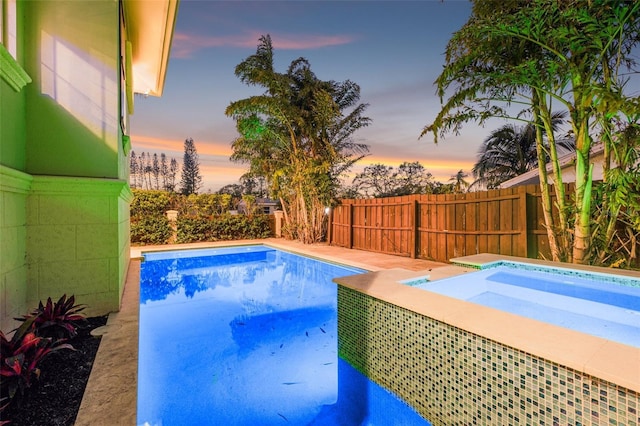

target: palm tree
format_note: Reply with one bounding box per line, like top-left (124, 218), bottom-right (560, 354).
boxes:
top-left (226, 35), bottom-right (370, 243)
top-left (423, 1), bottom-right (640, 263)
top-left (471, 113), bottom-right (572, 190)
top-left (449, 170), bottom-right (470, 193)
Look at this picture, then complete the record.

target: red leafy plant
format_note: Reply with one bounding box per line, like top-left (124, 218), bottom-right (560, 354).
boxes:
top-left (1, 294), bottom-right (85, 422)
top-left (17, 294), bottom-right (87, 339)
top-left (0, 318), bottom-right (74, 404)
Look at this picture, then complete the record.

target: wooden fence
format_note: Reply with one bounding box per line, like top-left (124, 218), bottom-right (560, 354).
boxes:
top-left (329, 184), bottom-right (557, 263)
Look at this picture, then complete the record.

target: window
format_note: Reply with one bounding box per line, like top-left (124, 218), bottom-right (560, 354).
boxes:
top-left (1, 0), bottom-right (17, 59)
top-left (0, 0), bottom-right (31, 92)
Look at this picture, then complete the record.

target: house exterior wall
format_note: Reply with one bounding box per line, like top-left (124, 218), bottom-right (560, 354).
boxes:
top-left (0, 66), bottom-right (26, 170)
top-left (1, 0), bottom-right (30, 332)
top-left (24, 0), bottom-right (121, 178)
top-left (1, 0), bottom-right (133, 331)
top-left (25, 177), bottom-right (131, 316)
top-left (0, 167), bottom-right (31, 332)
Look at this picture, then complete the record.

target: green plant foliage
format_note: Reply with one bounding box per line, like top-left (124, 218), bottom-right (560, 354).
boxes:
top-left (422, 0), bottom-right (640, 264)
top-left (180, 138), bottom-right (203, 195)
top-left (0, 317), bottom-right (73, 403)
top-left (130, 189), bottom-right (176, 245)
top-left (226, 35), bottom-right (370, 244)
top-left (131, 189), bottom-right (271, 244)
top-left (130, 216), bottom-right (172, 245)
top-left (179, 193), bottom-right (234, 217)
top-left (16, 295), bottom-right (86, 340)
top-left (130, 189), bottom-right (175, 217)
top-left (177, 214), bottom-right (272, 243)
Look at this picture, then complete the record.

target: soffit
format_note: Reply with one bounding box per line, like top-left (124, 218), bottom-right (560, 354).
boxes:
top-left (123, 0), bottom-right (179, 97)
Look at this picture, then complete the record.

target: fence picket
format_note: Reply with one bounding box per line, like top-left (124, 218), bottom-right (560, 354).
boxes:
top-left (329, 184), bottom-right (581, 262)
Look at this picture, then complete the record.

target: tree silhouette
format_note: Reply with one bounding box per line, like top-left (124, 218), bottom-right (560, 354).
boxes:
top-left (226, 34), bottom-right (370, 243)
top-left (471, 112), bottom-right (570, 190)
top-left (180, 138), bottom-right (202, 195)
top-left (352, 162), bottom-right (435, 197)
top-left (449, 170), bottom-right (469, 194)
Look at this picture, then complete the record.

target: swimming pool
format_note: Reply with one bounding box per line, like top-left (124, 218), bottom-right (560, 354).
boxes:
top-left (138, 245), bottom-right (430, 425)
top-left (406, 262), bottom-right (640, 347)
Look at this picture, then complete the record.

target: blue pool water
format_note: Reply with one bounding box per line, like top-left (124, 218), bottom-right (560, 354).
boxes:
top-left (138, 245), bottom-right (430, 425)
top-left (411, 264), bottom-right (640, 347)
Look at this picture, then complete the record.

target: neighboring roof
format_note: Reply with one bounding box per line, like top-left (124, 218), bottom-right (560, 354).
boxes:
top-left (499, 142), bottom-right (604, 188)
top-left (257, 198), bottom-right (278, 205)
top-left (123, 0), bottom-right (179, 97)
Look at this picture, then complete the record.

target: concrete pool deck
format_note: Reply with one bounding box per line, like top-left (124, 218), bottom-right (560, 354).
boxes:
top-left (75, 239), bottom-right (451, 425)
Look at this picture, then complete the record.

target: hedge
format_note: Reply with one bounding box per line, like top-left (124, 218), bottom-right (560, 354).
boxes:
top-left (130, 189), bottom-right (273, 245)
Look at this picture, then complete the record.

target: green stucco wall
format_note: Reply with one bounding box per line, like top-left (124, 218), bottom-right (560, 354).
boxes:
top-left (0, 76), bottom-right (27, 170)
top-left (0, 167), bottom-right (31, 332)
top-left (1, 0), bottom-right (30, 332)
top-left (1, 0), bottom-right (132, 331)
top-left (23, 0), bottom-right (120, 178)
top-left (26, 176), bottom-right (131, 316)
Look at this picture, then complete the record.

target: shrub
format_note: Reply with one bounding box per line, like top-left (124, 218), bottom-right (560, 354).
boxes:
top-left (130, 189), bottom-right (175, 217)
top-left (1, 295), bottom-right (86, 413)
top-left (177, 214), bottom-right (272, 243)
top-left (131, 189), bottom-right (272, 244)
top-left (179, 193), bottom-right (233, 217)
top-left (0, 318), bottom-right (74, 403)
top-left (131, 216), bottom-right (172, 245)
top-left (16, 295), bottom-right (87, 340)
top-left (247, 214), bottom-right (272, 238)
top-left (176, 216), bottom-right (214, 243)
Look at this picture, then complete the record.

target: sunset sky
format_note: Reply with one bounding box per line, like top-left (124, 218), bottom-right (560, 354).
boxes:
top-left (130, 0), bottom-right (494, 192)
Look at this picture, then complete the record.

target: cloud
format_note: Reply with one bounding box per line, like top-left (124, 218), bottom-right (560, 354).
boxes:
top-left (130, 134), bottom-right (233, 158)
top-left (172, 31), bottom-right (356, 59)
top-left (346, 155), bottom-right (474, 184)
top-left (200, 163), bottom-right (246, 191)
top-left (362, 155), bottom-right (473, 172)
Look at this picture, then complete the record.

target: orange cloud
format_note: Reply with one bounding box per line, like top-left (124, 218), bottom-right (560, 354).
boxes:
top-left (350, 156), bottom-right (475, 183)
top-left (130, 134), bottom-right (233, 158)
top-left (199, 163), bottom-right (246, 191)
top-left (363, 155), bottom-right (473, 172)
top-left (172, 31), bottom-right (356, 59)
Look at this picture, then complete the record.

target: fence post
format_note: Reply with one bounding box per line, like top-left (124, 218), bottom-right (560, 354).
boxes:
top-left (273, 210), bottom-right (284, 238)
top-left (348, 204), bottom-right (353, 249)
top-left (166, 210), bottom-right (178, 244)
top-left (326, 207), bottom-right (333, 244)
top-left (518, 188), bottom-right (529, 257)
top-left (410, 199), bottom-right (418, 258)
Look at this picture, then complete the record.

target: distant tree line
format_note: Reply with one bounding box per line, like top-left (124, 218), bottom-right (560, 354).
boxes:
top-left (129, 138), bottom-right (203, 196)
top-left (340, 161), bottom-right (470, 198)
top-left (130, 151), bottom-right (179, 192)
top-left (218, 175), bottom-right (269, 199)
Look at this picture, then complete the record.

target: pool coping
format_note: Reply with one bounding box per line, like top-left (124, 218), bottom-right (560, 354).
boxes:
top-left (75, 239), bottom-right (449, 425)
top-left (335, 254), bottom-right (640, 394)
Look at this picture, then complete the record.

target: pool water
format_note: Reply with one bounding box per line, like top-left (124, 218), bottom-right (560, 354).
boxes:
top-left (138, 245), bottom-right (430, 425)
top-left (411, 264), bottom-right (640, 347)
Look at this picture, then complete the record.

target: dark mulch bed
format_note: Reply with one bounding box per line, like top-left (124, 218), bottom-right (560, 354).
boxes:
top-left (1, 316), bottom-right (108, 426)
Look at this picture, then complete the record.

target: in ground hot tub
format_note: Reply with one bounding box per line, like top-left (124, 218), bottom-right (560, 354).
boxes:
top-left (405, 262), bottom-right (640, 348)
top-left (335, 255), bottom-right (640, 425)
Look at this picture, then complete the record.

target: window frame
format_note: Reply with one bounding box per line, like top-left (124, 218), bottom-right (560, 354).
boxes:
top-left (0, 0), bottom-right (31, 92)
top-left (1, 0), bottom-right (17, 59)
